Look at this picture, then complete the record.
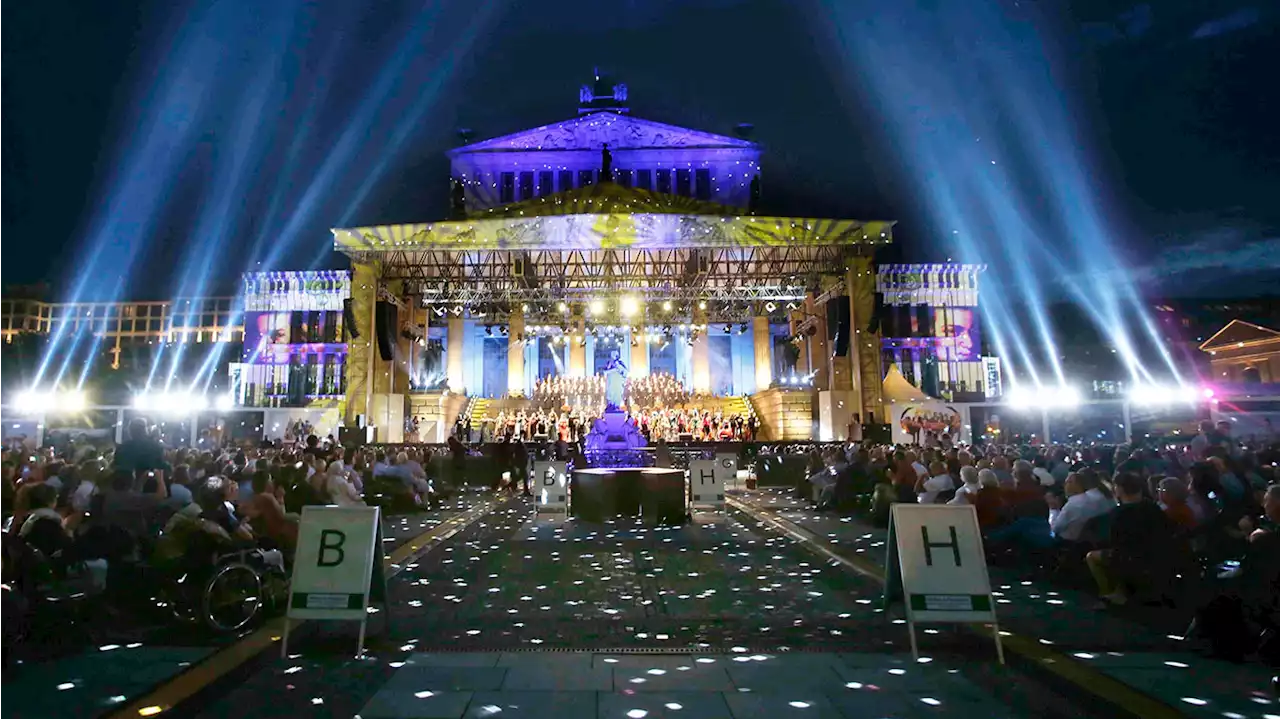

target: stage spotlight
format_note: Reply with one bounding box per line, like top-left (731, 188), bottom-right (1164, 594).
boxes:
top-left (662, 301), bottom-right (672, 312)
top-left (589, 299), bottom-right (604, 315)
top-left (500, 326), bottom-right (508, 336)
top-left (521, 303), bottom-right (529, 313)
top-left (765, 301), bottom-right (777, 313)
top-left (15, 390), bottom-right (51, 415)
top-left (485, 325), bottom-right (493, 336)
top-left (558, 301), bottom-right (568, 313)
top-left (214, 394), bottom-right (235, 412)
top-left (724, 324), bottom-right (732, 333)
top-left (1005, 386), bottom-right (1035, 411)
top-left (698, 300), bottom-right (707, 310)
top-left (620, 296), bottom-right (640, 317)
top-left (1201, 387), bottom-right (1215, 399)
top-left (739, 323), bottom-right (748, 335)
top-left (1050, 386), bottom-right (1081, 408)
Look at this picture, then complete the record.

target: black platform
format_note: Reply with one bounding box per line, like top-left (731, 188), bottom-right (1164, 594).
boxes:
top-left (570, 467), bottom-right (687, 525)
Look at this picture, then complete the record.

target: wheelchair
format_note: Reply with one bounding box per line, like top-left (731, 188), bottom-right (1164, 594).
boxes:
top-left (153, 533), bottom-right (289, 634)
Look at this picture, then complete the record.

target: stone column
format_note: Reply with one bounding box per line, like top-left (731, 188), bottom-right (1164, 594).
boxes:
top-left (752, 315), bottom-right (772, 391)
top-left (507, 310), bottom-right (525, 397)
top-left (447, 315), bottom-right (465, 393)
top-left (630, 328), bottom-right (650, 377)
top-left (569, 318), bottom-right (587, 377)
top-left (691, 309), bottom-right (711, 394)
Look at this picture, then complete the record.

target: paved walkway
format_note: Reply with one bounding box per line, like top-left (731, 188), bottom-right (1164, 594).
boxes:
top-left (731, 487), bottom-right (1280, 719)
top-left (187, 501), bottom-right (1085, 719)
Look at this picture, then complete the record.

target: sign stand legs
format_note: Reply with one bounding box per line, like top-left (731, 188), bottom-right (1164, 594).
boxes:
top-left (991, 622), bottom-right (1005, 665)
top-left (357, 617), bottom-right (368, 658)
top-left (280, 618), bottom-right (292, 659)
top-left (906, 617), bottom-right (919, 662)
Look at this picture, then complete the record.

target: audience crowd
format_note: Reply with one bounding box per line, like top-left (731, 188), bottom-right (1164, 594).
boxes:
top-left (801, 418), bottom-right (1279, 663)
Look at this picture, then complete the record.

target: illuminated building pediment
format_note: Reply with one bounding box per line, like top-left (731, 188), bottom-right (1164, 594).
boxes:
top-left (448, 111), bottom-right (757, 155)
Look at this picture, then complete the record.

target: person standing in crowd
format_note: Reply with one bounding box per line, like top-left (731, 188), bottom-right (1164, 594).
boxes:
top-left (114, 418), bottom-right (165, 490)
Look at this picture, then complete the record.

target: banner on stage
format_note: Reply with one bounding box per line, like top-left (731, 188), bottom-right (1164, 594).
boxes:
top-left (688, 459), bottom-right (724, 506)
top-left (288, 506), bottom-right (383, 622)
top-left (535, 460), bottom-right (568, 510)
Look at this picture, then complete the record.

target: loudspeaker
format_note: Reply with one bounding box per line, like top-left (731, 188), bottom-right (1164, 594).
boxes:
top-left (868, 292), bottom-right (885, 334)
top-left (375, 301), bottom-right (398, 361)
top-left (342, 298), bottom-right (360, 339)
top-left (827, 297), bottom-right (851, 356)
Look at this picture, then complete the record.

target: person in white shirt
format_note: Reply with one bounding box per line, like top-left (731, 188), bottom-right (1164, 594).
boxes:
top-left (907, 451), bottom-right (929, 482)
top-left (948, 466), bottom-right (983, 506)
top-left (1048, 471), bottom-right (1114, 542)
top-left (916, 461), bottom-right (956, 504)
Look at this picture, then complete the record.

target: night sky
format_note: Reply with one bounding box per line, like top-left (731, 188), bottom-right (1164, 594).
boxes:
top-left (3, 0), bottom-right (1277, 300)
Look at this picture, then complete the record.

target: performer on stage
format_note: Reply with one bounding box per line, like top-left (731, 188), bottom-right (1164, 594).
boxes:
top-left (603, 349), bottom-right (628, 412)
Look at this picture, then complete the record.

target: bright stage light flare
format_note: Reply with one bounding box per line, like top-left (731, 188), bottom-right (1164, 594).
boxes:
top-left (1128, 383), bottom-right (1203, 407)
top-left (1005, 384), bottom-right (1080, 411)
top-left (589, 300), bottom-right (604, 315)
top-left (620, 297), bottom-right (640, 318)
top-left (15, 390), bottom-right (52, 415)
top-left (214, 394), bottom-right (235, 412)
top-left (59, 390), bottom-right (87, 414)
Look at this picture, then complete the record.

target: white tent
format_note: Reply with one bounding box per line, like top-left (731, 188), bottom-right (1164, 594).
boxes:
top-left (881, 363), bottom-right (929, 403)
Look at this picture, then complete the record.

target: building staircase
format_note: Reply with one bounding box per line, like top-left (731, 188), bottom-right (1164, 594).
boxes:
top-left (468, 397), bottom-right (491, 425)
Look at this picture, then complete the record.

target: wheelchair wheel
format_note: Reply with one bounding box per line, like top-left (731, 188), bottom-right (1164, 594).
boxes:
top-left (201, 562), bottom-right (263, 633)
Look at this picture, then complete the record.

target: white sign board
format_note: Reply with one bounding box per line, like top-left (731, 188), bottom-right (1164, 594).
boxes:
top-left (534, 460), bottom-right (568, 510)
top-left (714, 453), bottom-right (738, 491)
top-left (889, 504), bottom-right (1002, 662)
top-left (289, 506), bottom-right (380, 619)
top-left (689, 459), bottom-right (724, 506)
top-left (285, 506), bottom-right (383, 656)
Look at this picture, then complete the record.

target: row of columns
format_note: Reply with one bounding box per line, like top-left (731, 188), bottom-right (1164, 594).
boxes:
top-left (436, 311), bottom-right (772, 398)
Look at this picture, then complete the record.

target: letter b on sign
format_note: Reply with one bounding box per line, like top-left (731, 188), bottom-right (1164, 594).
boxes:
top-left (318, 529), bottom-right (346, 567)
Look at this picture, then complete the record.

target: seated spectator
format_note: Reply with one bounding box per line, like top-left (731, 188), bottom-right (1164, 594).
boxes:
top-left (948, 466), bottom-right (981, 506)
top-left (971, 469), bottom-right (1006, 529)
top-left (95, 468), bottom-right (169, 543)
top-left (242, 470), bottom-right (298, 552)
top-left (168, 464), bottom-right (195, 508)
top-left (1049, 471), bottom-right (1115, 542)
top-left (1187, 462), bottom-right (1223, 525)
top-left (326, 461), bottom-right (365, 506)
top-left (1157, 476), bottom-right (1198, 530)
top-left (1032, 455), bottom-right (1056, 487)
top-left (990, 455), bottom-right (1014, 488)
top-left (916, 460), bottom-right (955, 504)
top-left (18, 484), bottom-right (71, 560)
top-left (1086, 472), bottom-right (1180, 606)
top-left (1193, 484), bottom-right (1280, 661)
top-left (196, 476), bottom-right (253, 542)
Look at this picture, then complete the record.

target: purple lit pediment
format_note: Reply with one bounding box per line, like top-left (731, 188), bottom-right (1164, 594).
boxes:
top-left (450, 112), bottom-right (757, 154)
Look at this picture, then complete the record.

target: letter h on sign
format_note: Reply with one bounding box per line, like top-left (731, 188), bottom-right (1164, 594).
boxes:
top-left (920, 526), bottom-right (962, 567)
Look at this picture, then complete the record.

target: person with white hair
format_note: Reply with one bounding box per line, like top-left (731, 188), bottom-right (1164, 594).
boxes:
top-left (948, 466), bottom-right (983, 505)
top-left (326, 460), bottom-right (364, 506)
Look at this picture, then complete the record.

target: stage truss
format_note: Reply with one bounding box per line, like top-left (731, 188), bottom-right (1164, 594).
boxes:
top-left (363, 245), bottom-right (862, 306)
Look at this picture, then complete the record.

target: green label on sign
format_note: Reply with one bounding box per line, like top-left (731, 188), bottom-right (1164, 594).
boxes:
top-left (291, 592), bottom-right (364, 610)
top-left (909, 594), bottom-right (992, 612)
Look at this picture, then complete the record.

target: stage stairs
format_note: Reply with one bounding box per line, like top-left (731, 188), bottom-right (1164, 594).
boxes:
top-left (468, 397), bottom-right (491, 425)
